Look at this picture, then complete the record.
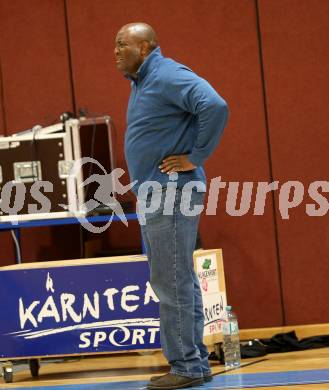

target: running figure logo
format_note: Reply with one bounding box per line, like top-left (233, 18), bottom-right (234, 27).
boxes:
top-left (65, 157), bottom-right (137, 233)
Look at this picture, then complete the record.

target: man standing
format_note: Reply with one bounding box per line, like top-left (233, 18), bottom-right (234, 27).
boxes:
top-left (114, 23), bottom-right (228, 390)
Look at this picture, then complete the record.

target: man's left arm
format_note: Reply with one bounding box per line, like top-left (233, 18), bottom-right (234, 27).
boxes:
top-left (159, 68), bottom-right (228, 173)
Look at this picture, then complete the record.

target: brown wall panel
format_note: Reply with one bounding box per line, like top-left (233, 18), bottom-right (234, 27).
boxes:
top-left (0, 0), bottom-right (74, 265)
top-left (20, 225), bottom-right (81, 263)
top-left (0, 60), bottom-right (5, 135)
top-left (5, 0), bottom-right (327, 329)
top-left (0, 226), bottom-right (81, 265)
top-left (0, 0), bottom-right (73, 132)
top-left (66, 0), bottom-right (283, 327)
top-left (259, 0), bottom-right (329, 324)
top-left (0, 231), bottom-right (14, 267)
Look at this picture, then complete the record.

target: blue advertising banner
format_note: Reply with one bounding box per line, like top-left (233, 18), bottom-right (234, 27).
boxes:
top-left (0, 258), bottom-right (160, 359)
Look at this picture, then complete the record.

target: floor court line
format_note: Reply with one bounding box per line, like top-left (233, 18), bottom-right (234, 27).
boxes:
top-left (3, 369), bottom-right (329, 390)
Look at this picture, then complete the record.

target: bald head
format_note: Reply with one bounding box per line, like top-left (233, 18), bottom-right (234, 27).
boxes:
top-left (114, 23), bottom-right (158, 78)
top-left (119, 23), bottom-right (158, 50)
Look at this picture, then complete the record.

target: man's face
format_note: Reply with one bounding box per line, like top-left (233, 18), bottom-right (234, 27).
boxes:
top-left (114, 29), bottom-right (144, 77)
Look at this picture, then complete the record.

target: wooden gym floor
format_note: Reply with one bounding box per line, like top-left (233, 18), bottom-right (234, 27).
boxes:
top-left (1, 325), bottom-right (329, 390)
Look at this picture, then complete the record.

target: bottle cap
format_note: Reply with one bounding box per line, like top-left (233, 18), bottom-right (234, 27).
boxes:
top-left (226, 305), bottom-right (232, 311)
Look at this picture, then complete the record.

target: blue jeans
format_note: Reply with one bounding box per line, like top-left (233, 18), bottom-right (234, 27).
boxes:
top-left (140, 187), bottom-right (211, 378)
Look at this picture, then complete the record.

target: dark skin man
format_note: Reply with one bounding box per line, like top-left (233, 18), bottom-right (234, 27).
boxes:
top-left (114, 23), bottom-right (196, 174)
top-left (113, 22), bottom-right (223, 389)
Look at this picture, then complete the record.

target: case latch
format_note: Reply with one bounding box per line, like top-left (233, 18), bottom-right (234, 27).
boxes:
top-left (58, 160), bottom-right (74, 179)
top-left (14, 161), bottom-right (42, 183)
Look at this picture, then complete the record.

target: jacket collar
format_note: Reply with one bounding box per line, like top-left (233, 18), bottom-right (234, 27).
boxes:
top-left (126, 47), bottom-right (163, 83)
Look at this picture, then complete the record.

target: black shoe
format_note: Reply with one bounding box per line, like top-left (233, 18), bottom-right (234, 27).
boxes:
top-left (150, 373), bottom-right (212, 383)
top-left (147, 373), bottom-right (204, 389)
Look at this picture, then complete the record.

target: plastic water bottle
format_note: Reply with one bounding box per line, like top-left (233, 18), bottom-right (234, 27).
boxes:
top-left (222, 305), bottom-right (241, 368)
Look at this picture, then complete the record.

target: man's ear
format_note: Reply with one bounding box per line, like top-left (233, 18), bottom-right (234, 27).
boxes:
top-left (140, 41), bottom-right (150, 57)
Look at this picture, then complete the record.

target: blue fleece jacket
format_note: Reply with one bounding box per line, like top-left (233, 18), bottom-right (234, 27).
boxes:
top-left (124, 47), bottom-right (228, 193)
